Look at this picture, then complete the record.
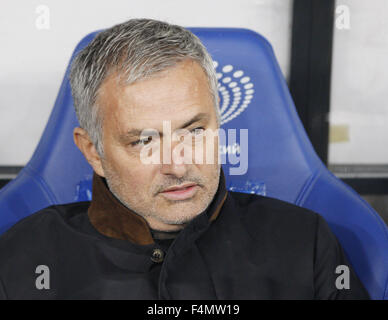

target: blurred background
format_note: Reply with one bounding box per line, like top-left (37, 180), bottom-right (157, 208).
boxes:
top-left (0, 0), bottom-right (387, 224)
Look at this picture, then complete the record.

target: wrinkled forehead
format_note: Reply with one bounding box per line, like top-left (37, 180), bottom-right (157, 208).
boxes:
top-left (96, 60), bottom-right (217, 133)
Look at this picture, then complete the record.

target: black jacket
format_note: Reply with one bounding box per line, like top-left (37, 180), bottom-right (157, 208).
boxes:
top-left (0, 172), bottom-right (369, 299)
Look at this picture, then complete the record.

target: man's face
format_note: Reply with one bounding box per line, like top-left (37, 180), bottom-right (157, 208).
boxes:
top-left (96, 59), bottom-right (220, 231)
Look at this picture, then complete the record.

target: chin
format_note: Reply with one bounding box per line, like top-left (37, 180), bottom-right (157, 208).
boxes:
top-left (160, 207), bottom-right (204, 225)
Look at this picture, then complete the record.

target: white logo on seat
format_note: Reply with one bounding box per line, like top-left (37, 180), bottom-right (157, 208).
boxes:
top-left (213, 61), bottom-right (254, 125)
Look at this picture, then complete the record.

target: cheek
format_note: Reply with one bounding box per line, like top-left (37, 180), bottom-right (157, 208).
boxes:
top-left (195, 131), bottom-right (219, 165)
top-left (103, 136), bottom-right (142, 169)
top-left (111, 155), bottom-right (158, 192)
top-left (114, 159), bottom-right (154, 186)
top-left (103, 137), bottom-right (159, 185)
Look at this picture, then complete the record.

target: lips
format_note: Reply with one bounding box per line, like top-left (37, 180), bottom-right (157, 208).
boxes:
top-left (160, 183), bottom-right (199, 201)
top-left (162, 183), bottom-right (197, 193)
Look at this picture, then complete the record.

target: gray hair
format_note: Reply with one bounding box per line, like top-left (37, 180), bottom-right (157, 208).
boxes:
top-left (69, 18), bottom-right (219, 155)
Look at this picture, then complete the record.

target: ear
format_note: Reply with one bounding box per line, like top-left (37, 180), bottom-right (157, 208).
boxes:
top-left (73, 127), bottom-right (105, 177)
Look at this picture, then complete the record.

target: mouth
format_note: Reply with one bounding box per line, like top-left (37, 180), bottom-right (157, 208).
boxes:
top-left (160, 183), bottom-right (199, 201)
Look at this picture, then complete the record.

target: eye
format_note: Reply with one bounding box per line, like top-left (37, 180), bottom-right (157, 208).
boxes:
top-left (190, 127), bottom-right (205, 135)
top-left (131, 136), bottom-right (153, 147)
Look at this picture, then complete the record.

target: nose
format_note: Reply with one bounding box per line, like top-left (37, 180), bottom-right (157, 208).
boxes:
top-left (160, 161), bottom-right (187, 178)
top-left (160, 139), bottom-right (189, 178)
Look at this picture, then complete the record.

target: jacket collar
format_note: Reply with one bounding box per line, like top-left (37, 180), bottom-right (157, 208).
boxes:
top-left (88, 169), bottom-right (228, 245)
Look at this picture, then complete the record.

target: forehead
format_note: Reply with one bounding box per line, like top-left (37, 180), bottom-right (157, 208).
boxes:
top-left (97, 60), bottom-right (215, 132)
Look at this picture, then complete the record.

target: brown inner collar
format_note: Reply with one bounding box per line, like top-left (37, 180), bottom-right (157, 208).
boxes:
top-left (88, 170), bottom-right (228, 245)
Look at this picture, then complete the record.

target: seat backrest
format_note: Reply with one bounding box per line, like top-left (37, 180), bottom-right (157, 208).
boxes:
top-left (1, 28), bottom-right (387, 299)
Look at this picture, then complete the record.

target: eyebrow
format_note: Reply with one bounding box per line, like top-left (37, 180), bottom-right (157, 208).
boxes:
top-left (119, 112), bottom-right (208, 141)
top-left (179, 112), bottom-right (208, 130)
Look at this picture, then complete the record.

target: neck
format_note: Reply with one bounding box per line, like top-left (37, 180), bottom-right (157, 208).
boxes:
top-left (87, 170), bottom-right (228, 245)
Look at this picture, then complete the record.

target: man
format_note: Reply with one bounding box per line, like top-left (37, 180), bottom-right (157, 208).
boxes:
top-left (0, 19), bottom-right (369, 299)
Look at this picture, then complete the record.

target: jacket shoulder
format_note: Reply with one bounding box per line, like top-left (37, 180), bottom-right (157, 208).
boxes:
top-left (227, 191), bottom-right (321, 241)
top-left (0, 202), bottom-right (90, 251)
top-left (229, 191), bottom-right (320, 222)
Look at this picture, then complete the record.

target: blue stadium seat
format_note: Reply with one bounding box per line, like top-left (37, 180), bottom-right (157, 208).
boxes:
top-left (0, 28), bottom-right (387, 299)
